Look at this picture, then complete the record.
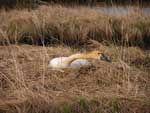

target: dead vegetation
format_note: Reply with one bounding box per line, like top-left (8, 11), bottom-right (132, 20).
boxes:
top-left (0, 4), bottom-right (150, 113)
top-left (0, 44), bottom-right (149, 113)
top-left (0, 5), bottom-right (149, 48)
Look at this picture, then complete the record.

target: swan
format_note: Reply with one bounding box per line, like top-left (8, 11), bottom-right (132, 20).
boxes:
top-left (48, 50), bottom-right (111, 69)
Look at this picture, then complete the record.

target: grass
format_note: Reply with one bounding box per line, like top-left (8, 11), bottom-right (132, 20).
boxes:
top-left (0, 0), bottom-right (149, 8)
top-left (0, 5), bottom-right (149, 48)
top-left (0, 44), bottom-right (149, 113)
top-left (0, 4), bottom-right (150, 113)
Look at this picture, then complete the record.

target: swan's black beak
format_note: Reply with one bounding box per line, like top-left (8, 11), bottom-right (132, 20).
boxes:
top-left (100, 54), bottom-right (111, 63)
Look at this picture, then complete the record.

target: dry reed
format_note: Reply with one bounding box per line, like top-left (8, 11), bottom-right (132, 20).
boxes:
top-left (0, 5), bottom-right (149, 48)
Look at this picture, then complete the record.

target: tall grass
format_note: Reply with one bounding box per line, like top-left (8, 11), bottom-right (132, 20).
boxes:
top-left (0, 0), bottom-right (149, 8)
top-left (0, 5), bottom-right (149, 48)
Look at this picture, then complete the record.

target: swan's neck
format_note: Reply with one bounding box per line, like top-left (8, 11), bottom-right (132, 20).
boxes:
top-left (63, 53), bottom-right (91, 66)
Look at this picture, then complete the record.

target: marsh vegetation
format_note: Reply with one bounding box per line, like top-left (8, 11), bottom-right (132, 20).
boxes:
top-left (0, 1), bottom-right (150, 113)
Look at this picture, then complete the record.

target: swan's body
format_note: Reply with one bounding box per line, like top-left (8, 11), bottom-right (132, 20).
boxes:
top-left (48, 50), bottom-right (111, 69)
top-left (49, 57), bottom-right (90, 69)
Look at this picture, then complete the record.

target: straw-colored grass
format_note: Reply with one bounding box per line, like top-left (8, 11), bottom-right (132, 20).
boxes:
top-left (0, 5), bottom-right (149, 47)
top-left (0, 44), bottom-right (149, 113)
top-left (0, 5), bottom-right (150, 113)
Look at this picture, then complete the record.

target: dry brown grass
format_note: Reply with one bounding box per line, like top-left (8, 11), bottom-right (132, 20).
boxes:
top-left (0, 44), bottom-right (149, 113)
top-left (0, 5), bottom-right (149, 48)
top-left (0, 5), bottom-right (150, 113)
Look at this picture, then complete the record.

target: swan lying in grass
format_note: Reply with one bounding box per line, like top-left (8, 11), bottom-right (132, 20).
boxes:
top-left (49, 50), bottom-right (111, 69)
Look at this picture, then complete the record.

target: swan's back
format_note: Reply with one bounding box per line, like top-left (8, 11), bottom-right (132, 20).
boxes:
top-left (49, 57), bottom-right (90, 69)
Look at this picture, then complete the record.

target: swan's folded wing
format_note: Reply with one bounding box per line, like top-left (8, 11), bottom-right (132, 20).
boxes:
top-left (48, 57), bottom-right (68, 68)
top-left (70, 59), bottom-right (90, 68)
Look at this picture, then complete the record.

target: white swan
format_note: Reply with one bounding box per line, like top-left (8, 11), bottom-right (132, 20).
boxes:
top-left (48, 50), bottom-right (111, 69)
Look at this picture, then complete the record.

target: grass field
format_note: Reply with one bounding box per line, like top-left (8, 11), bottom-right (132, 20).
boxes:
top-left (0, 44), bottom-right (150, 113)
top-left (0, 5), bottom-right (150, 48)
top-left (0, 5), bottom-right (150, 113)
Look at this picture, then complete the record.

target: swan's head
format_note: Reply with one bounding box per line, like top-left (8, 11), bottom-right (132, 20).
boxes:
top-left (88, 50), bottom-right (111, 62)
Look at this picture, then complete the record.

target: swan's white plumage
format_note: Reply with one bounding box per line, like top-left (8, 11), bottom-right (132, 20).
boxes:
top-left (49, 57), bottom-right (90, 69)
top-left (48, 50), bottom-right (111, 69)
